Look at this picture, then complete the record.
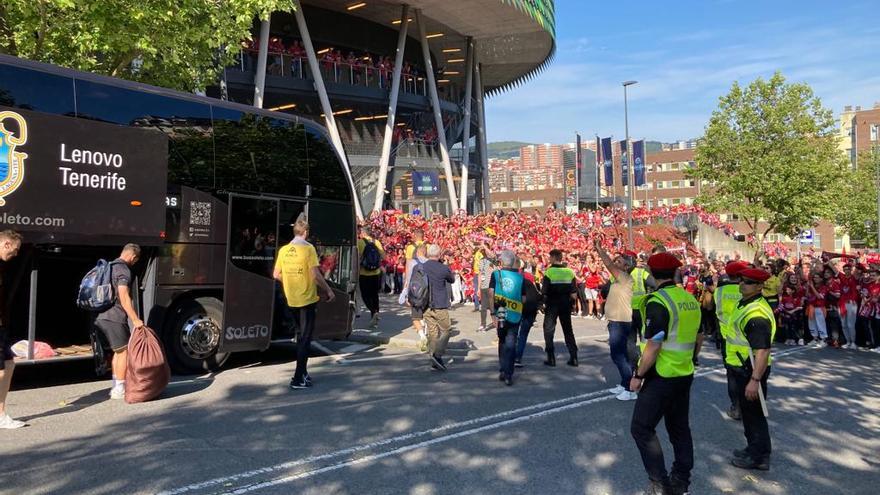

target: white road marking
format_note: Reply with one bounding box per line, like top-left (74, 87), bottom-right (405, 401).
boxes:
top-left (162, 346), bottom-right (809, 495)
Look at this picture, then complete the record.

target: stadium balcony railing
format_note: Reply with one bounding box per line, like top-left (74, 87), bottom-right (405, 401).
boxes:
top-left (235, 49), bottom-right (429, 97)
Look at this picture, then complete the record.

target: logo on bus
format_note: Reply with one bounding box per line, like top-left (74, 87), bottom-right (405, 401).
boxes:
top-left (0, 111), bottom-right (28, 207)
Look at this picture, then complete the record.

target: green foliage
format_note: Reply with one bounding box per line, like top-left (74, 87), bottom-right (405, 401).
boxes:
top-left (0, 0), bottom-right (293, 91)
top-left (687, 72), bottom-right (847, 247)
top-left (835, 150), bottom-right (880, 248)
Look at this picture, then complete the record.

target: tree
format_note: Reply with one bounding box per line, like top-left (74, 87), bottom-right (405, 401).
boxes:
top-left (0, 0), bottom-right (292, 91)
top-left (687, 72), bottom-right (847, 260)
top-left (834, 149), bottom-right (880, 248)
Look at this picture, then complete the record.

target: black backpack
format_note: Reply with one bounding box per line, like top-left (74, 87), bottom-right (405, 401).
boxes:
top-left (361, 240), bottom-right (382, 271)
top-left (407, 261), bottom-right (431, 310)
top-left (77, 260), bottom-right (122, 312)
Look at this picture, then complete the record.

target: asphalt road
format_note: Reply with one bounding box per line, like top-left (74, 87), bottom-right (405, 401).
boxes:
top-left (2, 333), bottom-right (879, 495)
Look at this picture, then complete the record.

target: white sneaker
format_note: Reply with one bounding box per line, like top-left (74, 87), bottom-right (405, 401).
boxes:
top-left (370, 314), bottom-right (379, 327)
top-left (616, 390), bottom-right (638, 401)
top-left (109, 384), bottom-right (125, 400)
top-left (798, 339), bottom-right (805, 346)
top-left (609, 385), bottom-right (626, 395)
top-left (0, 413), bottom-right (27, 429)
top-left (872, 347), bottom-right (880, 354)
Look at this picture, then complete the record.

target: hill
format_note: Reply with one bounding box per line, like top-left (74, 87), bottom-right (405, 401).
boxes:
top-left (487, 141), bottom-right (532, 159)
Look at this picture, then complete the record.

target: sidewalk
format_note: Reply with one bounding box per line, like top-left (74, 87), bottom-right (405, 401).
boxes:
top-left (348, 293), bottom-right (609, 351)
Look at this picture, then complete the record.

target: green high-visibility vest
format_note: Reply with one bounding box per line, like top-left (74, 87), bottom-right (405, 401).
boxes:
top-left (638, 286), bottom-right (701, 378)
top-left (631, 267), bottom-right (650, 310)
top-left (726, 297), bottom-right (776, 368)
top-left (715, 283), bottom-right (742, 340)
top-left (544, 266), bottom-right (575, 284)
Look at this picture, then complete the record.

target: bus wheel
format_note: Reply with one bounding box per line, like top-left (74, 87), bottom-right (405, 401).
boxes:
top-left (164, 296), bottom-right (229, 374)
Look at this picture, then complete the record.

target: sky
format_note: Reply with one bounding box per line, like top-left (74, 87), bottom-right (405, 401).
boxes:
top-left (485, 0), bottom-right (880, 144)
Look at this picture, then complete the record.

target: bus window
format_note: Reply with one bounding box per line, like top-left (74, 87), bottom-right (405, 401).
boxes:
top-left (211, 108), bottom-right (309, 198)
top-left (0, 64), bottom-right (76, 115)
top-left (303, 124), bottom-right (352, 202)
top-left (228, 195), bottom-right (278, 279)
top-left (74, 80), bottom-right (215, 189)
top-left (308, 200), bottom-right (355, 246)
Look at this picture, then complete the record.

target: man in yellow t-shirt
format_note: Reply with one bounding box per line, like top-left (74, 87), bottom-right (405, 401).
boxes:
top-left (274, 219), bottom-right (335, 390)
top-left (472, 245), bottom-right (485, 311)
top-left (404, 228), bottom-right (426, 260)
top-left (357, 226), bottom-right (385, 327)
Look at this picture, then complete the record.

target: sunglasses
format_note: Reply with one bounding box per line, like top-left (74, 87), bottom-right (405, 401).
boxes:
top-left (739, 280), bottom-right (761, 285)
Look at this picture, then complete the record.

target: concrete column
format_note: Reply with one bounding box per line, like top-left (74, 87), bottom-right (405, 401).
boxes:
top-left (458, 37), bottom-right (474, 213)
top-left (474, 54), bottom-right (490, 213)
top-left (253, 19), bottom-right (270, 108)
top-left (415, 9), bottom-right (458, 210)
top-left (372, 4), bottom-right (410, 214)
top-left (293, 0), bottom-right (364, 220)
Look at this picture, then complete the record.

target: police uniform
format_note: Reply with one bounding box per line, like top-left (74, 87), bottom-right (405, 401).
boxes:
top-left (728, 268), bottom-right (775, 470)
top-left (542, 263), bottom-right (578, 366)
top-left (715, 261), bottom-right (749, 418)
top-left (492, 268), bottom-right (526, 385)
top-left (629, 265), bottom-right (652, 368)
top-left (630, 253), bottom-right (702, 495)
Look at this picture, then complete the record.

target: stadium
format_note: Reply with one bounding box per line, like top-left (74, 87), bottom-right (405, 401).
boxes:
top-left (210, 0), bottom-right (556, 218)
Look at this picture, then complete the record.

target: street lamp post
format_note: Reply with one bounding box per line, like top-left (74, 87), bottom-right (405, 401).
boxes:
top-left (623, 80), bottom-right (638, 249)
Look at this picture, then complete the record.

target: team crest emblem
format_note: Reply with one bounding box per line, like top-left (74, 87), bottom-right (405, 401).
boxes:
top-left (0, 111), bottom-right (29, 207)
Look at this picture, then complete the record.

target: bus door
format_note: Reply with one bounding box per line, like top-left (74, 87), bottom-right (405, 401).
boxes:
top-left (272, 199), bottom-right (307, 339)
top-left (219, 194), bottom-right (279, 353)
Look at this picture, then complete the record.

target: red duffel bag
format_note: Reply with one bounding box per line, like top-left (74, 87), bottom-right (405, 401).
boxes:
top-left (125, 326), bottom-right (171, 404)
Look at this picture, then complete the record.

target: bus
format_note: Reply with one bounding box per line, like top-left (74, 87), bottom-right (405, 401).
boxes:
top-left (0, 54), bottom-right (357, 373)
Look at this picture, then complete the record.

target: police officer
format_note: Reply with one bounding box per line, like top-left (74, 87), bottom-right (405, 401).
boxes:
top-left (542, 249), bottom-right (578, 367)
top-left (729, 268), bottom-right (775, 471)
top-left (714, 260), bottom-right (750, 420)
top-left (488, 250), bottom-right (527, 386)
top-left (630, 253), bottom-right (702, 495)
top-left (629, 254), bottom-right (655, 369)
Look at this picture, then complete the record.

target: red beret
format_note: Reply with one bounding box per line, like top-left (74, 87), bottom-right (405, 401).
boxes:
top-left (725, 261), bottom-right (750, 277)
top-left (647, 252), bottom-right (682, 271)
top-left (740, 268), bottom-right (771, 282)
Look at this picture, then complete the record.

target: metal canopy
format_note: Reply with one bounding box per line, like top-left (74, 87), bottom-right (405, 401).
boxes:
top-left (301, 0), bottom-right (555, 94)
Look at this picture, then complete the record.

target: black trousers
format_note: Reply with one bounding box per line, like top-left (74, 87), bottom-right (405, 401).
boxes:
top-left (543, 302), bottom-right (577, 358)
top-left (629, 310), bottom-right (643, 370)
top-left (290, 303), bottom-right (317, 383)
top-left (630, 374), bottom-right (695, 485)
top-left (732, 366), bottom-right (772, 459)
top-left (359, 274), bottom-right (381, 315)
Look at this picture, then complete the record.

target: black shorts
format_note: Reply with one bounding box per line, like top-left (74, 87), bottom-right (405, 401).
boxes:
top-left (0, 327), bottom-right (14, 361)
top-left (94, 319), bottom-right (130, 352)
top-left (411, 307), bottom-right (424, 320)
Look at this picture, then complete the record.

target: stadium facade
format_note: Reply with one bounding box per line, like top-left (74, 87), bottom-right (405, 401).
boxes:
top-left (209, 0), bottom-right (556, 219)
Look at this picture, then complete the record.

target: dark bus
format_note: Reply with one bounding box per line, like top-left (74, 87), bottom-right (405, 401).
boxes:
top-left (0, 55), bottom-right (357, 373)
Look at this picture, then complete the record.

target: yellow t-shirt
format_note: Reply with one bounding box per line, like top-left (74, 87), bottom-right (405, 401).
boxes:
top-left (274, 239), bottom-right (320, 307)
top-left (357, 237), bottom-right (385, 276)
top-left (472, 250), bottom-right (484, 273)
top-left (405, 240), bottom-right (425, 260)
top-left (762, 274), bottom-right (781, 299)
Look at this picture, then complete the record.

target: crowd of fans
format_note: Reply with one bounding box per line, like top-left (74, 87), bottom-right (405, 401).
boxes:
top-left (361, 206), bottom-right (879, 350)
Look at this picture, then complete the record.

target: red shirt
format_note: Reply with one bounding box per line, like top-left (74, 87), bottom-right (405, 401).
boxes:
top-left (780, 294), bottom-right (803, 313)
top-left (838, 274), bottom-right (858, 304)
top-left (808, 285), bottom-right (827, 308)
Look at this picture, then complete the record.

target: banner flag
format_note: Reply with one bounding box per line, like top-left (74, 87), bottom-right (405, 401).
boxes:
top-left (620, 139), bottom-right (629, 186)
top-left (601, 137), bottom-right (613, 186)
top-left (633, 140), bottom-right (646, 186)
